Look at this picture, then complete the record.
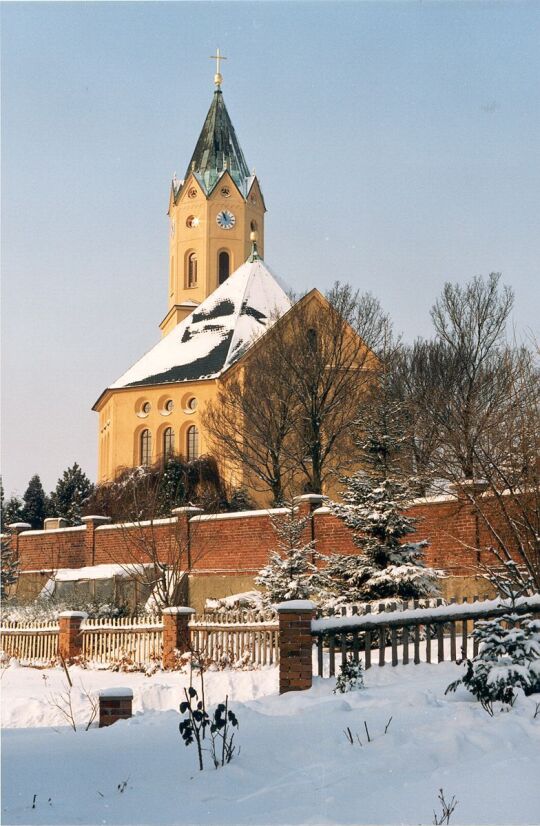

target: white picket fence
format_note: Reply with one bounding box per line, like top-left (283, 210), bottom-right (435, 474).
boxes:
top-left (0, 619), bottom-right (59, 664)
top-left (80, 616), bottom-right (163, 666)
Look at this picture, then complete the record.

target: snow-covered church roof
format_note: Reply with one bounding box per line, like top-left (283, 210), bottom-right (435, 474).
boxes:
top-left (108, 257), bottom-right (291, 391)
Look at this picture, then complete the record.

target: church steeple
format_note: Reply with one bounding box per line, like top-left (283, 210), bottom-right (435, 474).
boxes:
top-left (185, 88), bottom-right (251, 194)
top-left (161, 55), bottom-right (266, 337)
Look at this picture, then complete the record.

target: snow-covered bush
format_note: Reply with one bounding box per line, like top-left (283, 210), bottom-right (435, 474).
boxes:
top-left (256, 504), bottom-right (318, 605)
top-left (0, 597), bottom-right (129, 624)
top-left (446, 605), bottom-right (540, 713)
top-left (334, 655), bottom-right (364, 694)
top-left (205, 591), bottom-right (264, 612)
top-left (0, 537), bottom-right (19, 600)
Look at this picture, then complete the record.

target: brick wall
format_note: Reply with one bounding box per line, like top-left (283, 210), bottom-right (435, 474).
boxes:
top-left (11, 495), bottom-right (519, 587)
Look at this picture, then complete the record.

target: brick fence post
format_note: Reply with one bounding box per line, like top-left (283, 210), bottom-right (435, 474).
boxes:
top-left (81, 515), bottom-right (112, 566)
top-left (162, 606), bottom-right (195, 669)
top-left (98, 688), bottom-right (133, 727)
top-left (276, 600), bottom-right (316, 694)
top-left (58, 611), bottom-right (87, 661)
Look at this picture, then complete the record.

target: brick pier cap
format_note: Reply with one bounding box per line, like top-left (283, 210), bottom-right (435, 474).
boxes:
top-left (275, 600), bottom-right (317, 612)
top-left (161, 607), bottom-right (196, 615)
top-left (58, 611), bottom-right (88, 619)
top-left (98, 687), bottom-right (134, 699)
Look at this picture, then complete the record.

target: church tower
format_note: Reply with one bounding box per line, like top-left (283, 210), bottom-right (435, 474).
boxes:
top-left (160, 51), bottom-right (266, 336)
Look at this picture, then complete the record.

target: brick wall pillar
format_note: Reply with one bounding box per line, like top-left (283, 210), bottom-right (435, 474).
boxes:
top-left (162, 606), bottom-right (195, 669)
top-left (81, 515), bottom-right (111, 566)
top-left (293, 494), bottom-right (324, 556)
top-left (98, 688), bottom-right (133, 727)
top-left (58, 611), bottom-right (87, 661)
top-left (276, 600), bottom-right (316, 694)
top-left (171, 507), bottom-right (203, 570)
top-left (5, 522), bottom-right (32, 557)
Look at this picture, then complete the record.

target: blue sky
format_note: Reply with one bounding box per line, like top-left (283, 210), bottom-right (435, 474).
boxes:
top-left (2, 1), bottom-right (539, 498)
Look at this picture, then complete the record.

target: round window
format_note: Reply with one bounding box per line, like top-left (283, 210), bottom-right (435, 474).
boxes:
top-left (220, 186), bottom-right (231, 198)
top-left (186, 215), bottom-right (200, 228)
top-left (188, 188), bottom-right (197, 199)
top-left (142, 402), bottom-right (151, 414)
top-left (165, 400), bottom-right (174, 413)
top-left (187, 397), bottom-right (198, 411)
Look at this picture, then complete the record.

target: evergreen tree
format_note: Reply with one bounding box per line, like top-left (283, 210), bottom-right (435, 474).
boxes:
top-left (1, 536), bottom-right (19, 599)
top-left (2, 495), bottom-right (24, 527)
top-left (322, 362), bottom-right (440, 606)
top-left (446, 576), bottom-right (540, 713)
top-left (51, 463), bottom-right (93, 525)
top-left (158, 458), bottom-right (188, 515)
top-left (256, 504), bottom-right (317, 605)
top-left (227, 487), bottom-right (256, 512)
top-left (22, 475), bottom-right (49, 529)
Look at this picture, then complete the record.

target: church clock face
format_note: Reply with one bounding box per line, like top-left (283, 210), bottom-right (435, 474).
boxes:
top-left (216, 210), bottom-right (236, 230)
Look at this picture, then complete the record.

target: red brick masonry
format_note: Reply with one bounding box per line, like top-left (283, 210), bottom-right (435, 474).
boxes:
top-left (9, 492), bottom-right (519, 581)
top-left (98, 688), bottom-right (133, 727)
top-left (277, 601), bottom-right (317, 693)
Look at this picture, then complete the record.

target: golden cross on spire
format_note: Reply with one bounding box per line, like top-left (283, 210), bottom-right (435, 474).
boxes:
top-left (210, 48), bottom-right (227, 87)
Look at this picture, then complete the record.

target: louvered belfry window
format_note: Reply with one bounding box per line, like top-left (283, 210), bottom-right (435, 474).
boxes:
top-left (218, 251), bottom-right (230, 285)
top-left (188, 253), bottom-right (198, 287)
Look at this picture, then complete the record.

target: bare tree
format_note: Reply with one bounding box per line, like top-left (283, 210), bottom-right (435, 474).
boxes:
top-left (429, 272), bottom-right (515, 480)
top-left (204, 283), bottom-right (390, 501)
top-left (203, 345), bottom-right (298, 505)
top-left (464, 348), bottom-right (540, 590)
top-left (100, 466), bottom-right (206, 610)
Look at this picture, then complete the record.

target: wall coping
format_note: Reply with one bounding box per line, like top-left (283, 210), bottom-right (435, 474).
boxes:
top-left (95, 517), bottom-right (177, 531)
top-left (20, 525), bottom-right (86, 537)
top-left (191, 507), bottom-right (288, 523)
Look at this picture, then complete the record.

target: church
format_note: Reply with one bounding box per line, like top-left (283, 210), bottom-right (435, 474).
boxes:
top-left (93, 54), bottom-right (294, 487)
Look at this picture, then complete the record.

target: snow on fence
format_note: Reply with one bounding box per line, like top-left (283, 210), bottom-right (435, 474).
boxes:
top-left (189, 609), bottom-right (279, 666)
top-left (0, 619), bottom-right (59, 664)
top-left (80, 616), bottom-right (163, 666)
top-left (311, 595), bottom-right (540, 677)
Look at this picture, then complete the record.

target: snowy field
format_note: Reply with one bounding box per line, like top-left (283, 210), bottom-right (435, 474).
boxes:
top-left (1, 659), bottom-right (539, 826)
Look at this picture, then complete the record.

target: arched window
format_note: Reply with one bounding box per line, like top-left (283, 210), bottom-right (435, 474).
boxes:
top-left (186, 425), bottom-right (199, 461)
top-left (163, 427), bottom-right (174, 459)
top-left (218, 251), bottom-right (230, 285)
top-left (250, 220), bottom-right (258, 232)
top-left (307, 327), bottom-right (318, 351)
top-left (187, 252), bottom-right (197, 288)
top-left (140, 429), bottom-right (152, 466)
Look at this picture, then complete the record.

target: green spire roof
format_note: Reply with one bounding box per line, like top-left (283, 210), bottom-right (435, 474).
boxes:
top-left (185, 90), bottom-right (251, 194)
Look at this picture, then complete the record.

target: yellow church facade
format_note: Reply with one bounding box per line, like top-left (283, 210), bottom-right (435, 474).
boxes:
top-left (93, 62), bottom-right (288, 487)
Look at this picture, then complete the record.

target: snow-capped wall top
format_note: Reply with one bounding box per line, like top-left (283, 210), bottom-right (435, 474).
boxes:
top-left (109, 258), bottom-right (291, 390)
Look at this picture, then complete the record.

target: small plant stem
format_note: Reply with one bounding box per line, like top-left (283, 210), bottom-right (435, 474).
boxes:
top-left (222, 695), bottom-right (228, 767)
top-left (384, 716), bottom-right (393, 734)
top-left (363, 720), bottom-right (371, 743)
top-left (60, 655), bottom-right (73, 688)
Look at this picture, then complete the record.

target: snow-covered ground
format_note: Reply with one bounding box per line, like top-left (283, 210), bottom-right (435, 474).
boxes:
top-left (1, 659), bottom-right (539, 825)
